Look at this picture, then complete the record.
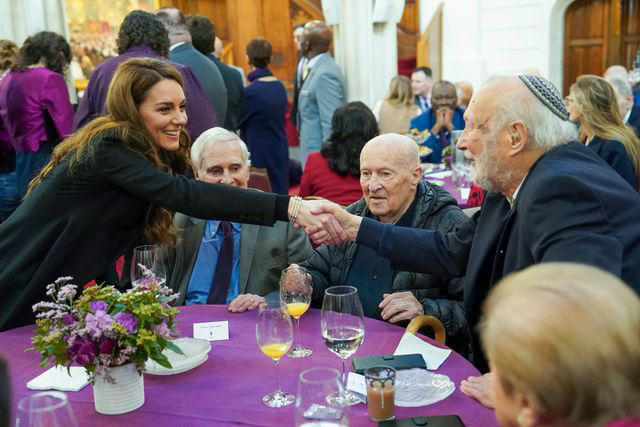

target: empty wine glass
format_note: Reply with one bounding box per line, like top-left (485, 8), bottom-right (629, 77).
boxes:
top-left (321, 285), bottom-right (365, 407)
top-left (280, 264), bottom-right (313, 358)
top-left (16, 391), bottom-right (78, 427)
top-left (131, 245), bottom-right (167, 286)
top-left (256, 300), bottom-right (294, 407)
top-left (295, 367), bottom-right (348, 427)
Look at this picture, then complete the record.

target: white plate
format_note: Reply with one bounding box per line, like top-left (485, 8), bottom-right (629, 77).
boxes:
top-left (394, 368), bottom-right (455, 407)
top-left (144, 338), bottom-right (211, 375)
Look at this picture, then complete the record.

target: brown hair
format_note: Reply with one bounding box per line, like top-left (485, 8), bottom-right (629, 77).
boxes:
top-left (28, 57), bottom-right (191, 246)
top-left (570, 74), bottom-right (640, 186)
top-left (384, 75), bottom-right (414, 107)
top-left (246, 38), bottom-right (271, 69)
top-left (480, 263), bottom-right (640, 425)
top-left (0, 40), bottom-right (18, 72)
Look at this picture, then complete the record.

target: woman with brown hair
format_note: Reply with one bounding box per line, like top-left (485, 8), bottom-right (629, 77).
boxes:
top-left (374, 75), bottom-right (421, 135)
top-left (566, 75), bottom-right (640, 190)
top-left (0, 57), bottom-right (337, 331)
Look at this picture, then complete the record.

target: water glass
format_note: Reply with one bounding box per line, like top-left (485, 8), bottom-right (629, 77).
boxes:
top-left (15, 391), bottom-right (78, 427)
top-left (280, 264), bottom-right (313, 358)
top-left (131, 245), bottom-right (167, 286)
top-left (295, 367), bottom-right (348, 427)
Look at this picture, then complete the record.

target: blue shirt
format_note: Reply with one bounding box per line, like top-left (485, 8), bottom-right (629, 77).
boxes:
top-left (185, 220), bottom-right (242, 305)
top-left (409, 106), bottom-right (466, 163)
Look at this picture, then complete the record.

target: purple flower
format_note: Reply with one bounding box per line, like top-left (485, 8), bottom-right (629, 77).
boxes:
top-left (154, 322), bottom-right (170, 338)
top-left (62, 314), bottom-right (78, 325)
top-left (114, 312), bottom-right (138, 334)
top-left (98, 337), bottom-right (116, 355)
top-left (85, 311), bottom-right (114, 337)
top-left (89, 301), bottom-right (108, 312)
top-left (67, 337), bottom-right (98, 366)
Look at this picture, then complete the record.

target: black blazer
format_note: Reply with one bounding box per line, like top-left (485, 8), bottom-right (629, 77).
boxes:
top-left (360, 141), bottom-right (640, 371)
top-left (587, 136), bottom-right (637, 190)
top-left (0, 130), bottom-right (288, 331)
top-left (628, 104), bottom-right (640, 138)
top-left (208, 54), bottom-right (243, 131)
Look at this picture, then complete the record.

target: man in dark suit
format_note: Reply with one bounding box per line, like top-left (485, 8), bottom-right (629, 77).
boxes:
top-left (314, 75), bottom-right (640, 405)
top-left (157, 8), bottom-right (228, 126)
top-left (605, 73), bottom-right (640, 137)
top-left (409, 80), bottom-right (466, 163)
top-left (186, 14), bottom-right (243, 131)
top-left (167, 127), bottom-right (313, 310)
top-left (411, 66), bottom-right (433, 113)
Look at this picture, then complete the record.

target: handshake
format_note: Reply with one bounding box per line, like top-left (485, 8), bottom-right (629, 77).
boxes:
top-left (287, 197), bottom-right (362, 246)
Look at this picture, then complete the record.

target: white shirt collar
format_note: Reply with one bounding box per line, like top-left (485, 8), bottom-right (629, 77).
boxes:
top-left (508, 173), bottom-right (528, 208)
top-left (169, 41), bottom-right (187, 51)
top-left (624, 108), bottom-right (632, 123)
top-left (306, 52), bottom-right (325, 69)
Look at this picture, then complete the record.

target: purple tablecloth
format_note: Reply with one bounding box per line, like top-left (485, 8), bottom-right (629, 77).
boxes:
top-left (423, 173), bottom-right (469, 209)
top-left (2, 306), bottom-right (497, 426)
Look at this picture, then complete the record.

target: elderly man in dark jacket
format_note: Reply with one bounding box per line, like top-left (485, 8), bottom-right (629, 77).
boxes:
top-left (302, 134), bottom-right (469, 352)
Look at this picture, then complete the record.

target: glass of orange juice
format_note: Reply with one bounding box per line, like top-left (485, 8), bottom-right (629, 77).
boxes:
top-left (256, 300), bottom-right (294, 407)
top-left (280, 264), bottom-right (313, 358)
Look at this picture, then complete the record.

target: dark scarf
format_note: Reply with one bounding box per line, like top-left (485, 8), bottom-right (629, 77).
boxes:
top-left (247, 67), bottom-right (272, 82)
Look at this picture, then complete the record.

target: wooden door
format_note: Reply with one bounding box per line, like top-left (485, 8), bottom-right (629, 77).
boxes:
top-left (563, 0), bottom-right (640, 95)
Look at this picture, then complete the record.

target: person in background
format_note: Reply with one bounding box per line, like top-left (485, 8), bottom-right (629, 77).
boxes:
top-left (478, 263), bottom-right (640, 426)
top-left (299, 102), bottom-right (378, 206)
top-left (157, 7), bottom-right (228, 127)
top-left (167, 127), bottom-right (313, 310)
top-left (410, 80), bottom-right (466, 163)
top-left (213, 36), bottom-right (247, 87)
top-left (455, 81), bottom-right (473, 110)
top-left (237, 38), bottom-right (289, 195)
top-left (73, 10), bottom-right (217, 141)
top-left (300, 134), bottom-right (469, 353)
top-left (411, 66), bottom-right (433, 112)
top-left (296, 20), bottom-right (346, 169)
top-left (605, 73), bottom-right (640, 137)
top-left (567, 75), bottom-right (640, 190)
top-left (186, 14), bottom-right (243, 131)
top-left (373, 75), bottom-right (421, 135)
top-left (0, 31), bottom-right (73, 199)
top-left (290, 23), bottom-right (306, 127)
top-left (0, 40), bottom-right (19, 222)
top-left (0, 57), bottom-right (339, 331)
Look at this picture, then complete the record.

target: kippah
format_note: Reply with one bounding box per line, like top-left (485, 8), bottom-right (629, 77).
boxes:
top-left (518, 75), bottom-right (569, 121)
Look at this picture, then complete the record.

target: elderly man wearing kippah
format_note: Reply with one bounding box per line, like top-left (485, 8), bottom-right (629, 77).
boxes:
top-left (311, 75), bottom-right (640, 406)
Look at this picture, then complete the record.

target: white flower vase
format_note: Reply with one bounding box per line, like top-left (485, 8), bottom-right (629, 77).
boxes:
top-left (93, 363), bottom-right (144, 415)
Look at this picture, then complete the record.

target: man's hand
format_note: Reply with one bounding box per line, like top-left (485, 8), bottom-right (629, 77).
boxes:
top-left (307, 202), bottom-right (363, 244)
top-left (227, 294), bottom-right (265, 313)
top-left (379, 292), bottom-right (424, 323)
top-left (293, 199), bottom-right (348, 245)
top-left (460, 372), bottom-right (494, 408)
top-left (432, 107), bottom-right (454, 134)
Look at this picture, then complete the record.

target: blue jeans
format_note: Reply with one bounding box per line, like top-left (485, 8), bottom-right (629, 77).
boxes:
top-left (15, 142), bottom-right (52, 198)
top-left (0, 171), bottom-right (20, 222)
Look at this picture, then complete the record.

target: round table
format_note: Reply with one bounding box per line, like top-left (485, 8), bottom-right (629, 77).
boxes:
top-left (2, 306), bottom-right (497, 426)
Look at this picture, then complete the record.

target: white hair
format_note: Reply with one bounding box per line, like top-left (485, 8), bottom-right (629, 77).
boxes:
top-left (190, 127), bottom-right (251, 170)
top-left (483, 76), bottom-right (578, 152)
top-left (604, 74), bottom-right (633, 97)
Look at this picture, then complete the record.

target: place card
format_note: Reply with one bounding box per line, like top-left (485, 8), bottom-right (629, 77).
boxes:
top-left (346, 372), bottom-right (367, 402)
top-left (459, 187), bottom-right (471, 200)
top-left (193, 321), bottom-right (229, 341)
top-left (393, 332), bottom-right (452, 370)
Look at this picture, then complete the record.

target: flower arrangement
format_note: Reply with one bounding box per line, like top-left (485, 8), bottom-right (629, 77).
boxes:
top-left (30, 267), bottom-right (182, 382)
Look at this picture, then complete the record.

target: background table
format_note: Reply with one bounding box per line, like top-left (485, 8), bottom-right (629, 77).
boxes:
top-left (3, 306), bottom-right (497, 426)
top-left (422, 172), bottom-right (469, 209)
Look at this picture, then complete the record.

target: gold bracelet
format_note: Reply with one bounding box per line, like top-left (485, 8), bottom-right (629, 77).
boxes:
top-left (288, 196), bottom-right (302, 221)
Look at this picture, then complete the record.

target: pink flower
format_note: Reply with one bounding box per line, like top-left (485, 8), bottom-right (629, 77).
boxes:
top-left (67, 337), bottom-right (98, 366)
top-left (98, 337), bottom-right (116, 355)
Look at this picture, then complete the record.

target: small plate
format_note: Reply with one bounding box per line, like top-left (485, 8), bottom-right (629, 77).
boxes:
top-left (144, 338), bottom-right (211, 375)
top-left (394, 368), bottom-right (455, 407)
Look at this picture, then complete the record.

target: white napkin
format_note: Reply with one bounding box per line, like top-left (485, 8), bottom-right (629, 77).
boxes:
top-left (424, 170), bottom-right (452, 180)
top-left (393, 332), bottom-right (452, 370)
top-left (27, 366), bottom-right (90, 392)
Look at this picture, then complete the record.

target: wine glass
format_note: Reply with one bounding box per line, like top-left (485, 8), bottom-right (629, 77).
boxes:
top-left (321, 285), bottom-right (365, 407)
top-left (295, 367), bottom-right (348, 427)
top-left (280, 265), bottom-right (313, 358)
top-left (16, 391), bottom-right (78, 427)
top-left (256, 300), bottom-right (294, 407)
top-left (131, 245), bottom-right (167, 286)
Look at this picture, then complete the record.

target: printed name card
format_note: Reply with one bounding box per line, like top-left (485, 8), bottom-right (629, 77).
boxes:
top-left (346, 372), bottom-right (367, 402)
top-left (193, 321), bottom-right (229, 341)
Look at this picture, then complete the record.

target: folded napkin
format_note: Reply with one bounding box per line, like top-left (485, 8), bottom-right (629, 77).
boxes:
top-left (393, 332), bottom-right (452, 370)
top-left (27, 366), bottom-right (90, 392)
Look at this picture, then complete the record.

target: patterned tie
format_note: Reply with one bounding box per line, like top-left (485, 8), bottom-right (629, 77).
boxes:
top-left (207, 221), bottom-right (234, 304)
top-left (438, 129), bottom-right (450, 149)
top-left (302, 64), bottom-right (311, 82)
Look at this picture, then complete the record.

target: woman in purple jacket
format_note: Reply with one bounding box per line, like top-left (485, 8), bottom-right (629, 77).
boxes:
top-left (0, 31), bottom-right (73, 198)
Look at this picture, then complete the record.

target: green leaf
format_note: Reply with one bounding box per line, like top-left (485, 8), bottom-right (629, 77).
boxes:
top-left (150, 352), bottom-right (172, 369)
top-left (163, 340), bottom-right (184, 356)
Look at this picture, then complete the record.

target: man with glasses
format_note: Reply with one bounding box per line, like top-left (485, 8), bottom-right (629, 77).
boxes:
top-left (409, 80), bottom-right (466, 163)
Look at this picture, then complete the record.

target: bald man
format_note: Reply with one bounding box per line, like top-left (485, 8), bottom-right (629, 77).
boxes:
top-left (300, 134), bottom-right (469, 353)
top-left (296, 20), bottom-right (346, 169)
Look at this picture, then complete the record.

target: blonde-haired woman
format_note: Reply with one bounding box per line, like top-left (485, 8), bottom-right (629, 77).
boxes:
top-left (480, 263), bottom-right (640, 427)
top-left (373, 75), bottom-right (421, 134)
top-left (567, 75), bottom-right (640, 190)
